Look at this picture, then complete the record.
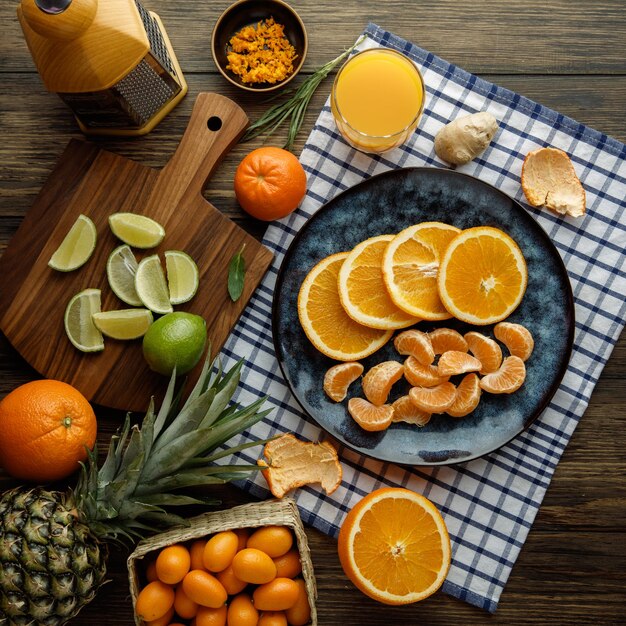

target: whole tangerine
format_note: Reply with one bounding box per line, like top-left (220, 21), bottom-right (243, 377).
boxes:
top-left (0, 380), bottom-right (97, 482)
top-left (234, 147), bottom-right (307, 221)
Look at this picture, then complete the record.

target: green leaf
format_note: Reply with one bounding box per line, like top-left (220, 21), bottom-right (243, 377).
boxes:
top-left (153, 370), bottom-right (177, 439)
top-left (138, 493), bottom-right (209, 507)
top-left (228, 244), bottom-right (246, 302)
top-left (134, 471), bottom-right (232, 495)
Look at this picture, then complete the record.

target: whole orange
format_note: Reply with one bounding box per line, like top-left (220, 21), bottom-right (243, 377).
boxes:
top-left (0, 380), bottom-right (97, 482)
top-left (234, 147), bottom-right (307, 221)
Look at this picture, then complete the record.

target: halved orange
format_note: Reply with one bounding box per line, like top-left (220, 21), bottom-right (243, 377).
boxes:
top-left (338, 487), bottom-right (451, 605)
top-left (437, 350), bottom-right (481, 377)
top-left (446, 373), bottom-right (481, 418)
top-left (393, 329), bottom-right (434, 365)
top-left (382, 222), bottom-right (461, 320)
top-left (494, 322), bottom-right (534, 361)
top-left (409, 382), bottom-right (457, 413)
top-left (361, 361), bottom-right (404, 406)
top-left (404, 357), bottom-right (450, 387)
top-left (437, 227), bottom-right (528, 325)
top-left (297, 253), bottom-right (393, 360)
top-left (428, 327), bottom-right (468, 354)
top-left (324, 362), bottom-right (364, 402)
top-left (479, 356), bottom-right (526, 394)
top-left (391, 396), bottom-right (431, 427)
top-left (338, 235), bottom-right (420, 329)
top-left (464, 331), bottom-right (503, 374)
top-left (348, 398), bottom-right (394, 432)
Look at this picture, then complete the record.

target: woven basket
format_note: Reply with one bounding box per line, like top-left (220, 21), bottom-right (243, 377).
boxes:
top-left (128, 498), bottom-right (317, 625)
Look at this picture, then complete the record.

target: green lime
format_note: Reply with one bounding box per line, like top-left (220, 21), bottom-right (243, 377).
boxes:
top-left (142, 312), bottom-right (207, 376)
top-left (92, 309), bottom-right (153, 340)
top-left (106, 244), bottom-right (142, 306)
top-left (48, 214), bottom-right (97, 272)
top-left (64, 288), bottom-right (104, 352)
top-left (165, 250), bottom-right (199, 305)
top-left (108, 212), bottom-right (165, 249)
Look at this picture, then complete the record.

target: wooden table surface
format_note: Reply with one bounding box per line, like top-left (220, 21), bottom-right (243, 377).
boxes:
top-left (1, 1), bottom-right (625, 624)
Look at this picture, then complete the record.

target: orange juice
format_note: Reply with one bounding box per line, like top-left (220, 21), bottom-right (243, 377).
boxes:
top-left (330, 48), bottom-right (425, 153)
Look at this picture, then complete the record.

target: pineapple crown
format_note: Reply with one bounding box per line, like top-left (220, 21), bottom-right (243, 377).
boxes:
top-left (74, 351), bottom-right (271, 542)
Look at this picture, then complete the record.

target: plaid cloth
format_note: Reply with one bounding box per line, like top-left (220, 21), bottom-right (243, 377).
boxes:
top-left (217, 23), bottom-right (626, 612)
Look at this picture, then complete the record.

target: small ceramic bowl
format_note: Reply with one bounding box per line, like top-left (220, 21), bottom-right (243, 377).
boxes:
top-left (212, 0), bottom-right (308, 93)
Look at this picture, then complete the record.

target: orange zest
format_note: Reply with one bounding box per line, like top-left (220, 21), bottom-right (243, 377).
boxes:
top-left (437, 350), bottom-right (481, 377)
top-left (323, 362), bottom-right (364, 402)
top-left (446, 373), bottom-right (481, 418)
top-left (393, 329), bottom-right (434, 365)
top-left (348, 398), bottom-right (394, 432)
top-left (409, 382), bottom-right (457, 413)
top-left (404, 356), bottom-right (449, 388)
top-left (494, 322), bottom-right (535, 361)
top-left (464, 331), bottom-right (503, 374)
top-left (361, 361), bottom-right (404, 406)
top-left (479, 356), bottom-right (526, 394)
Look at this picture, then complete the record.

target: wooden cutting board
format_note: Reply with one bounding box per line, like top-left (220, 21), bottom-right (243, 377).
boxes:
top-left (0, 93), bottom-right (273, 412)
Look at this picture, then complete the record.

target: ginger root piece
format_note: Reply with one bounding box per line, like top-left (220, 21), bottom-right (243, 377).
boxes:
top-left (521, 147), bottom-right (586, 217)
top-left (434, 112), bottom-right (498, 164)
top-left (258, 433), bottom-right (342, 498)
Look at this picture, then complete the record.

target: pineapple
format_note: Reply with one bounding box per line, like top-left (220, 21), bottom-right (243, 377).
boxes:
top-left (0, 355), bottom-right (270, 625)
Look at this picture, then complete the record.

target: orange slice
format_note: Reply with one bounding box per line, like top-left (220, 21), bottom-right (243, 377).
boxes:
top-left (437, 227), bottom-right (528, 325)
top-left (338, 487), bottom-right (451, 605)
top-left (428, 327), bottom-right (468, 354)
top-left (324, 362), bottom-right (364, 402)
top-left (297, 253), bottom-right (393, 360)
top-left (404, 357), bottom-right (450, 387)
top-left (479, 356), bottom-right (526, 394)
top-left (409, 382), bottom-right (457, 413)
top-left (382, 222), bottom-right (461, 320)
top-left (393, 329), bottom-right (435, 365)
top-left (348, 398), bottom-right (394, 432)
top-left (464, 331), bottom-right (503, 374)
top-left (338, 235), bottom-right (420, 329)
top-left (258, 434), bottom-right (342, 498)
top-left (391, 396), bottom-right (431, 427)
top-left (437, 350), bottom-right (481, 377)
top-left (361, 361), bottom-right (404, 406)
top-left (494, 322), bottom-right (534, 361)
top-left (446, 373), bottom-right (481, 418)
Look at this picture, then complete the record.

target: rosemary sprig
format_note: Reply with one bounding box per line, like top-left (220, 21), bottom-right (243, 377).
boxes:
top-left (242, 36), bottom-right (366, 151)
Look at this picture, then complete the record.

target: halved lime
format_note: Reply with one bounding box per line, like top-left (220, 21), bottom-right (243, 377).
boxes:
top-left (107, 245), bottom-right (142, 306)
top-left (165, 250), bottom-right (199, 305)
top-left (64, 288), bottom-right (104, 352)
top-left (135, 254), bottom-right (173, 314)
top-left (48, 214), bottom-right (97, 272)
top-left (109, 212), bottom-right (165, 249)
top-left (92, 309), bottom-right (153, 340)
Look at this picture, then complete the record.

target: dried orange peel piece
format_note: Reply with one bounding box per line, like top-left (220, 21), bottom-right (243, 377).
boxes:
top-left (258, 434), bottom-right (342, 498)
top-left (521, 147), bottom-right (586, 218)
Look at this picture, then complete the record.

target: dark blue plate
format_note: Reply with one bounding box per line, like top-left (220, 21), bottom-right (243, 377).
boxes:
top-left (272, 168), bottom-right (574, 466)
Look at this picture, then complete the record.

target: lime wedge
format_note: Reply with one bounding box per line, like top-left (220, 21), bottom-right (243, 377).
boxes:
top-left (64, 288), bottom-right (104, 352)
top-left (165, 250), bottom-right (199, 305)
top-left (109, 212), bottom-right (165, 249)
top-left (48, 214), bottom-right (97, 272)
top-left (135, 254), bottom-right (173, 314)
top-left (92, 309), bottom-right (154, 340)
top-left (107, 245), bottom-right (142, 306)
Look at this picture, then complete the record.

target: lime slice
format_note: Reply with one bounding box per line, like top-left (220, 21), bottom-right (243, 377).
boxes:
top-left (48, 214), bottom-right (97, 272)
top-left (107, 245), bottom-right (142, 306)
top-left (109, 212), bottom-right (165, 249)
top-left (165, 250), bottom-right (199, 305)
top-left (64, 288), bottom-right (104, 352)
top-left (135, 254), bottom-right (173, 314)
top-left (92, 308), bottom-right (154, 340)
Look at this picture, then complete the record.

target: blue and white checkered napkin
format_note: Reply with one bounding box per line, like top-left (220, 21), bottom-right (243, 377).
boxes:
top-left (217, 24), bottom-right (626, 611)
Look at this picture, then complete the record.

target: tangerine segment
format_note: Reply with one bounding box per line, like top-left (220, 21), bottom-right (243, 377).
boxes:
top-left (480, 356), bottom-right (526, 394)
top-left (338, 235), bottom-right (421, 329)
top-left (298, 253), bottom-right (392, 360)
top-left (404, 357), bottom-right (450, 387)
top-left (409, 383), bottom-right (456, 413)
top-left (428, 327), bottom-right (468, 354)
top-left (393, 330), bottom-right (434, 365)
top-left (338, 487), bottom-right (451, 605)
top-left (447, 374), bottom-right (481, 418)
top-left (438, 227), bottom-right (528, 325)
top-left (464, 331), bottom-right (503, 374)
top-left (437, 351), bottom-right (481, 377)
top-left (382, 222), bottom-right (461, 320)
top-left (494, 322), bottom-right (535, 361)
top-left (361, 361), bottom-right (404, 406)
top-left (323, 362), bottom-right (364, 402)
top-left (348, 398), bottom-right (394, 432)
top-left (391, 396), bottom-right (431, 427)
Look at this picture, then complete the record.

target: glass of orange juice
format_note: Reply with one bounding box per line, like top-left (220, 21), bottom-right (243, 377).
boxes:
top-left (330, 48), bottom-right (425, 154)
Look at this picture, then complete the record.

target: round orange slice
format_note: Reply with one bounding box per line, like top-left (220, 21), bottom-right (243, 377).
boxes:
top-left (297, 253), bottom-right (393, 361)
top-left (437, 351), bottom-right (481, 377)
top-left (361, 361), bottom-right (404, 406)
top-left (391, 396), bottom-right (431, 427)
top-left (428, 327), bottom-right (468, 354)
top-left (338, 235), bottom-right (420, 329)
top-left (464, 331), bottom-right (503, 374)
top-left (382, 222), bottom-right (461, 320)
top-left (409, 382), bottom-right (457, 413)
top-left (437, 226), bottom-right (528, 325)
top-left (338, 487), bottom-right (451, 605)
top-left (404, 357), bottom-right (450, 388)
top-left (479, 356), bottom-right (526, 394)
top-left (494, 322), bottom-right (534, 361)
top-left (446, 373), bottom-right (481, 418)
top-left (393, 329), bottom-right (435, 365)
top-left (323, 362), bottom-right (364, 402)
top-left (348, 398), bottom-right (394, 432)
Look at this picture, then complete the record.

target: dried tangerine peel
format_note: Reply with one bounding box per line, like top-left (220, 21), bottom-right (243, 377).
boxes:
top-left (361, 361), bottom-right (404, 406)
top-left (259, 434), bottom-right (342, 498)
top-left (348, 398), bottom-right (394, 432)
top-left (323, 362), bottom-right (364, 402)
top-left (521, 147), bottom-right (586, 218)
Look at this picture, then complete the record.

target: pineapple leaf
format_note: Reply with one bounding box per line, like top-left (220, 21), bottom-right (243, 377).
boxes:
top-left (140, 510), bottom-right (189, 527)
top-left (137, 494), bottom-right (210, 507)
top-left (153, 367), bottom-right (177, 439)
top-left (202, 408), bottom-right (272, 452)
top-left (140, 398), bottom-right (156, 461)
top-left (119, 500), bottom-right (167, 519)
top-left (197, 361), bottom-right (244, 430)
top-left (187, 346), bottom-right (214, 403)
top-left (203, 435), bottom-right (278, 463)
top-left (135, 471), bottom-right (234, 495)
top-left (97, 433), bottom-right (119, 486)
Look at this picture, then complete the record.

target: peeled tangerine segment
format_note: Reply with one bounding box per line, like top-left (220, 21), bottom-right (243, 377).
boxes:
top-left (494, 322), bottom-right (534, 361)
top-left (393, 329), bottom-right (434, 365)
top-left (323, 362), bottom-right (364, 402)
top-left (409, 382), bottom-right (456, 413)
top-left (479, 356), bottom-right (526, 394)
top-left (348, 398), bottom-right (394, 432)
top-left (391, 395), bottom-right (431, 426)
top-left (361, 361), bottom-right (404, 406)
top-left (437, 350), bottom-right (481, 377)
top-left (404, 356), bottom-right (449, 387)
top-left (465, 331), bottom-right (503, 374)
top-left (447, 373), bottom-right (481, 418)
top-left (258, 434), bottom-right (342, 498)
top-left (428, 327), bottom-right (468, 354)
